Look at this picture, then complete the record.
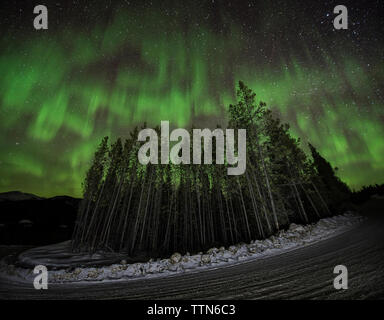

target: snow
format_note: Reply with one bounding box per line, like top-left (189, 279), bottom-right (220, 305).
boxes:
top-left (16, 241), bottom-right (128, 268)
top-left (0, 212), bottom-right (365, 284)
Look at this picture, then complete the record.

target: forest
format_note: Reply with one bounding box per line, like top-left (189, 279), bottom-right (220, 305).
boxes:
top-left (71, 82), bottom-right (351, 258)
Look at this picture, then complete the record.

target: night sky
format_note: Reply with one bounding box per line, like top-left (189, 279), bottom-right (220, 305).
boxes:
top-left (0, 0), bottom-right (383, 197)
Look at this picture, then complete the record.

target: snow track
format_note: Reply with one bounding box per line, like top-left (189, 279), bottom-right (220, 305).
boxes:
top-left (1, 212), bottom-right (383, 299)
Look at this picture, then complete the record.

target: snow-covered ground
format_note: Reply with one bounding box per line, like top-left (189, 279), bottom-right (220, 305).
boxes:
top-left (0, 212), bottom-right (364, 284)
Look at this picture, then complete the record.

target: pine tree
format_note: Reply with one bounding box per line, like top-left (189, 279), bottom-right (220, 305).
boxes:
top-left (308, 143), bottom-right (350, 207)
top-left (72, 136), bottom-right (109, 250)
top-left (72, 82), bottom-right (334, 257)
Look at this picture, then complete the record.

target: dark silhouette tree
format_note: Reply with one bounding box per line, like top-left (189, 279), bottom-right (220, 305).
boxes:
top-left (308, 143), bottom-right (351, 208)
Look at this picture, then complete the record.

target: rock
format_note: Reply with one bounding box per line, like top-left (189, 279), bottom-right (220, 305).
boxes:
top-left (248, 246), bottom-right (260, 254)
top-left (87, 269), bottom-right (102, 278)
top-left (236, 247), bottom-right (249, 257)
top-left (168, 264), bottom-right (180, 272)
top-left (73, 268), bottom-right (82, 276)
top-left (207, 247), bottom-right (218, 254)
top-left (146, 263), bottom-right (160, 274)
top-left (111, 266), bottom-right (121, 274)
top-left (181, 260), bottom-right (197, 270)
top-left (170, 252), bottom-right (182, 264)
top-left (223, 251), bottom-right (232, 259)
top-left (201, 254), bottom-right (211, 264)
top-left (126, 265), bottom-right (139, 276)
top-left (228, 245), bottom-right (237, 253)
top-left (289, 223), bottom-right (298, 230)
top-left (210, 255), bottom-right (218, 263)
top-left (120, 259), bottom-right (127, 265)
top-left (289, 223), bottom-right (305, 233)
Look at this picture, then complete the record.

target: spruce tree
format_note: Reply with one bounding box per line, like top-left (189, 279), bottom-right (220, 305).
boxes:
top-left (308, 143), bottom-right (350, 207)
top-left (72, 82), bottom-right (334, 257)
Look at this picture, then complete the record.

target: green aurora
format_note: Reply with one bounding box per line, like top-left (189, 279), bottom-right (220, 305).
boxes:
top-left (0, 1), bottom-right (383, 197)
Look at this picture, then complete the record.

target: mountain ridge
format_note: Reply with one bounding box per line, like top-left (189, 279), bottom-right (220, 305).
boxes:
top-left (0, 191), bottom-right (82, 202)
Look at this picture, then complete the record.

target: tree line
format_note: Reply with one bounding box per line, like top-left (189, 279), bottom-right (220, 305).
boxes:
top-left (71, 82), bottom-right (350, 257)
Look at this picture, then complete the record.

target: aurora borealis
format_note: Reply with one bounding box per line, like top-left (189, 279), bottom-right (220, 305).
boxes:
top-left (0, 0), bottom-right (383, 197)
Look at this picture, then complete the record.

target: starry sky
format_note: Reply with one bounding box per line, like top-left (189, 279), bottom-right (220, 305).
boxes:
top-left (0, 0), bottom-right (383, 197)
